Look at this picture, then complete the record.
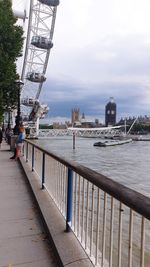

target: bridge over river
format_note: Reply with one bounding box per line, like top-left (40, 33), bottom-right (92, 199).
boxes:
top-left (39, 126), bottom-right (123, 138)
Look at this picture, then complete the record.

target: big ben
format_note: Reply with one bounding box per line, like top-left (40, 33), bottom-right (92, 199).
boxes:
top-left (105, 97), bottom-right (116, 126)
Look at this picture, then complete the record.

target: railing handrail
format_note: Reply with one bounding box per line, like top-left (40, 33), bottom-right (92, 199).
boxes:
top-left (25, 139), bottom-right (150, 220)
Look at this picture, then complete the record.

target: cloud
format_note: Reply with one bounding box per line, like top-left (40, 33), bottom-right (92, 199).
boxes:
top-left (41, 28), bottom-right (150, 122)
top-left (40, 76), bottom-right (149, 122)
top-left (14, 0), bottom-right (150, 122)
top-left (50, 33), bottom-right (150, 82)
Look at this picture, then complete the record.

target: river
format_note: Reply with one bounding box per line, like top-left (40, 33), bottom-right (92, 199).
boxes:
top-left (35, 135), bottom-right (150, 197)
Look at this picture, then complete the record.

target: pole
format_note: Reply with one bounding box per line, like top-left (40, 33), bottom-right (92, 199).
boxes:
top-left (66, 168), bottom-right (73, 232)
top-left (42, 152), bottom-right (45, 189)
top-left (7, 110), bottom-right (11, 130)
top-left (14, 79), bottom-right (24, 135)
top-left (73, 131), bottom-right (75, 149)
top-left (125, 119), bottom-right (127, 136)
top-left (36, 117), bottom-right (39, 137)
top-left (16, 84), bottom-right (21, 131)
top-left (32, 145), bottom-right (34, 172)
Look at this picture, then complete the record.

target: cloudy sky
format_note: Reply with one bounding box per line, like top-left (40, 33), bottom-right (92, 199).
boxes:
top-left (14, 0), bottom-right (150, 123)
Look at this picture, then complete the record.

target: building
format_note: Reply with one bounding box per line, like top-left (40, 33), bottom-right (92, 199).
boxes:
top-left (71, 108), bottom-right (80, 125)
top-left (105, 97), bottom-right (116, 126)
top-left (71, 109), bottom-right (102, 128)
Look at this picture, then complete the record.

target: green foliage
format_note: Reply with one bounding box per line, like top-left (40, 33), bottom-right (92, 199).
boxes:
top-left (39, 124), bottom-right (53, 129)
top-left (131, 123), bottom-right (150, 133)
top-left (0, 0), bottom-right (24, 121)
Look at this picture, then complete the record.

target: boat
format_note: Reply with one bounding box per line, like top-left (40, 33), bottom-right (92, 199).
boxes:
top-left (93, 138), bottom-right (132, 147)
top-left (133, 137), bottom-right (150, 141)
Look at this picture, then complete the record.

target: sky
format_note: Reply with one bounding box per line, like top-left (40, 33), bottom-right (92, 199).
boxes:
top-left (13, 0), bottom-right (150, 123)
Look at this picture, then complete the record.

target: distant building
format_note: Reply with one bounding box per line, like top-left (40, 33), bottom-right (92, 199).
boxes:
top-left (118, 115), bottom-right (150, 126)
top-left (71, 108), bottom-right (80, 125)
top-left (71, 109), bottom-right (102, 128)
top-left (105, 97), bottom-right (116, 126)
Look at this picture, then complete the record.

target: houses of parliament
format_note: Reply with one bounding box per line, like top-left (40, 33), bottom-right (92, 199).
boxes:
top-left (71, 97), bottom-right (117, 127)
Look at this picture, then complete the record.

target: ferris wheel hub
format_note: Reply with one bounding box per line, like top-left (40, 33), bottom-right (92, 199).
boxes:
top-left (13, 9), bottom-right (27, 21)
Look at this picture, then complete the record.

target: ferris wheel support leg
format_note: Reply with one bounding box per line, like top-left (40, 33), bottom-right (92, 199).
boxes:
top-left (36, 117), bottom-right (40, 137)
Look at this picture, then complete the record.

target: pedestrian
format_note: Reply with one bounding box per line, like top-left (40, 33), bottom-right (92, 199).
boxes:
top-left (0, 127), bottom-right (3, 148)
top-left (10, 125), bottom-right (25, 160)
top-left (15, 126), bottom-right (25, 160)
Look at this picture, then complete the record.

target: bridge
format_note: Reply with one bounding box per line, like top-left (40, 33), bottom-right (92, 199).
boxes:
top-left (39, 126), bottom-right (124, 138)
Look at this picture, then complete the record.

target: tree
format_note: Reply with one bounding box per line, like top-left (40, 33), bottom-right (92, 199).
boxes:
top-left (0, 0), bottom-right (24, 122)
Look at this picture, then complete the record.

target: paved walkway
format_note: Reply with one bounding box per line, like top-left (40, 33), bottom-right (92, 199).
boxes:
top-left (0, 142), bottom-right (59, 267)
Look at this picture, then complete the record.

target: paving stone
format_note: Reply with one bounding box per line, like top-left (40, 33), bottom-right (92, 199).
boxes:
top-left (0, 143), bottom-right (58, 267)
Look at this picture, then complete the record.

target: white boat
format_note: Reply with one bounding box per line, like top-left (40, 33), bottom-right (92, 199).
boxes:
top-left (93, 138), bottom-right (132, 147)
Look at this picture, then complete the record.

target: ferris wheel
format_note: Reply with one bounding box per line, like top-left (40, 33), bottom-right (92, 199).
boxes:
top-left (13, 0), bottom-right (60, 125)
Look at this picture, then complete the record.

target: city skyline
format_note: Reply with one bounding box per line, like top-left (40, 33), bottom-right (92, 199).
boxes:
top-left (14, 0), bottom-right (150, 123)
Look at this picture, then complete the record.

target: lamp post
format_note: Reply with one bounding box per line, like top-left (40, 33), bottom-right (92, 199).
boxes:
top-left (14, 79), bottom-right (24, 135)
top-left (7, 108), bottom-right (11, 130)
top-left (6, 91), bottom-right (11, 130)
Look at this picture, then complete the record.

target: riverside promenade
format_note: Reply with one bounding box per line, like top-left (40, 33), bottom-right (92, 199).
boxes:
top-left (0, 142), bottom-right (93, 267)
top-left (0, 142), bottom-right (59, 267)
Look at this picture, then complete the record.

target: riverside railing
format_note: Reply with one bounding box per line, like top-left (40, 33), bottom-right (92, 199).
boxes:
top-left (23, 140), bottom-right (150, 267)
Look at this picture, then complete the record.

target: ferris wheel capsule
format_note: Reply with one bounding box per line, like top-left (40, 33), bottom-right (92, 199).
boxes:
top-left (38, 0), bottom-right (60, 7)
top-left (31, 36), bottom-right (53, 49)
top-left (26, 72), bottom-right (46, 83)
top-left (21, 97), bottom-right (39, 107)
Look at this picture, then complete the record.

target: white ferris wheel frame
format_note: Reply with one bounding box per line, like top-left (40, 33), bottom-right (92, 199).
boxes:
top-left (21, 0), bottom-right (58, 106)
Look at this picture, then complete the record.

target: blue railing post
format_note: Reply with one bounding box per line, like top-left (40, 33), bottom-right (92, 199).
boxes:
top-left (32, 145), bottom-right (34, 171)
top-left (42, 152), bottom-right (45, 189)
top-left (66, 168), bottom-right (73, 232)
top-left (26, 142), bottom-right (28, 162)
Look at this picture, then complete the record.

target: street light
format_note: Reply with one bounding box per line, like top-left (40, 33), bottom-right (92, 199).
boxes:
top-left (14, 79), bottom-right (24, 135)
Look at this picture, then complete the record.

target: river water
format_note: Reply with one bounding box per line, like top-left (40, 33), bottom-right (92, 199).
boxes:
top-left (34, 136), bottom-right (150, 267)
top-left (35, 135), bottom-right (150, 197)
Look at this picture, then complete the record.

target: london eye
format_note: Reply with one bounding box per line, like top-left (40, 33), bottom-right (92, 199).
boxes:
top-left (13, 0), bottom-right (60, 136)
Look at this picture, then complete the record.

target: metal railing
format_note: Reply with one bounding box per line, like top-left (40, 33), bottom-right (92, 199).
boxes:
top-left (23, 140), bottom-right (150, 267)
